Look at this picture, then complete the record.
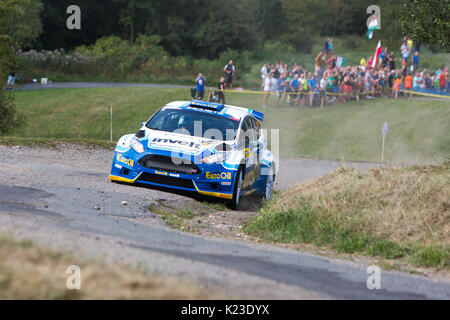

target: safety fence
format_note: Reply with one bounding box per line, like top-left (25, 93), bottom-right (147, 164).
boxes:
top-left (205, 86), bottom-right (449, 108)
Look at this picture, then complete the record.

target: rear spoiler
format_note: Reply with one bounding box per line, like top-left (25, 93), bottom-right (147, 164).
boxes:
top-left (249, 109), bottom-right (264, 122)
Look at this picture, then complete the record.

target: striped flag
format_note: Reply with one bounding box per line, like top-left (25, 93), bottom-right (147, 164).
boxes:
top-left (372, 40), bottom-right (382, 69)
top-left (366, 15), bottom-right (378, 40)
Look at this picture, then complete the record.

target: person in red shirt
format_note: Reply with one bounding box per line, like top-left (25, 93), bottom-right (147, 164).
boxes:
top-left (366, 55), bottom-right (373, 71)
top-left (439, 69), bottom-right (446, 91)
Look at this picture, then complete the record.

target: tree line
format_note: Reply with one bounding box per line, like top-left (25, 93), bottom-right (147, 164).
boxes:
top-left (31, 0), bottom-right (437, 58)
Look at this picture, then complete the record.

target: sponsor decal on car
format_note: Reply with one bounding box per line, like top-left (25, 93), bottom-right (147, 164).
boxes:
top-left (206, 172), bottom-right (232, 180)
top-left (154, 170), bottom-right (168, 176)
top-left (149, 135), bottom-right (215, 154)
top-left (242, 164), bottom-right (260, 189)
top-left (117, 154), bottom-right (134, 167)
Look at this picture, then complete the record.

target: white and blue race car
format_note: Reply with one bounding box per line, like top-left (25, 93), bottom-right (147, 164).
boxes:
top-left (109, 100), bottom-right (275, 209)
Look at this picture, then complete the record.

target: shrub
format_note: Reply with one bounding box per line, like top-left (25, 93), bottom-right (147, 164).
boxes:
top-left (0, 91), bottom-right (18, 135)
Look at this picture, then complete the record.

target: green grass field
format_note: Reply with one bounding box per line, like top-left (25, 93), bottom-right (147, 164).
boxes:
top-left (5, 87), bottom-right (450, 164)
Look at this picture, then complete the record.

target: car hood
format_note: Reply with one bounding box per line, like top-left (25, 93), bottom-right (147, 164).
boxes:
top-left (145, 130), bottom-right (225, 155)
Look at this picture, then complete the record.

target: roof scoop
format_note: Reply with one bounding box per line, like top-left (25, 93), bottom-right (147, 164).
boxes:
top-left (190, 100), bottom-right (224, 111)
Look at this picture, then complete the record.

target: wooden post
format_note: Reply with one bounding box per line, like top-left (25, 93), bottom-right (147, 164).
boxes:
top-left (321, 92), bottom-right (324, 108)
top-left (110, 104), bottom-right (113, 143)
top-left (381, 134), bottom-right (385, 162)
top-left (207, 88), bottom-right (212, 101)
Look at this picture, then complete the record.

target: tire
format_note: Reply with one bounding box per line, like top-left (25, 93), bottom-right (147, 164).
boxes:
top-left (263, 165), bottom-right (275, 201)
top-left (228, 167), bottom-right (243, 210)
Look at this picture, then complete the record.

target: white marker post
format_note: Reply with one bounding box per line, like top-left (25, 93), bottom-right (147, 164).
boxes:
top-left (381, 122), bottom-right (388, 162)
top-left (110, 104), bottom-right (113, 143)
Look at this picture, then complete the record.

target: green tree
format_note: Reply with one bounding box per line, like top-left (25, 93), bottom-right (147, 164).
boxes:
top-left (113, 0), bottom-right (154, 44)
top-left (0, 0), bottom-right (42, 134)
top-left (193, 0), bottom-right (260, 58)
top-left (253, 0), bottom-right (285, 48)
top-left (0, 0), bottom-right (43, 48)
top-left (400, 0), bottom-right (450, 50)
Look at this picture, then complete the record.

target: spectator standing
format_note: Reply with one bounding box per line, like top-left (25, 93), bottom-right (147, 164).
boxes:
top-left (360, 56), bottom-right (367, 69)
top-left (6, 71), bottom-right (16, 90)
top-left (401, 41), bottom-right (410, 62)
top-left (217, 77), bottom-right (226, 104)
top-left (223, 60), bottom-right (235, 89)
top-left (378, 47), bottom-right (386, 69)
top-left (366, 55), bottom-right (373, 71)
top-left (393, 75), bottom-right (402, 99)
top-left (261, 63), bottom-right (268, 87)
top-left (413, 72), bottom-right (421, 90)
top-left (289, 74), bottom-right (300, 106)
top-left (278, 62), bottom-right (285, 75)
top-left (307, 73), bottom-right (316, 106)
top-left (404, 73), bottom-right (413, 98)
top-left (401, 58), bottom-right (408, 77)
top-left (275, 73), bottom-right (285, 108)
top-left (439, 69), bottom-right (446, 92)
top-left (324, 38), bottom-right (330, 55)
top-left (262, 73), bottom-right (273, 108)
top-left (388, 52), bottom-right (396, 70)
top-left (315, 52), bottom-right (325, 79)
top-left (195, 73), bottom-right (206, 100)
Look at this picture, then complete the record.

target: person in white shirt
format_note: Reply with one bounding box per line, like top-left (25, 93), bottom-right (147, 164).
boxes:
top-left (261, 63), bottom-right (268, 87)
top-left (262, 73), bottom-right (273, 108)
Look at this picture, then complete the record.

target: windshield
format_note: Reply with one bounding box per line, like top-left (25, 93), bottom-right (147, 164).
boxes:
top-left (146, 108), bottom-right (240, 141)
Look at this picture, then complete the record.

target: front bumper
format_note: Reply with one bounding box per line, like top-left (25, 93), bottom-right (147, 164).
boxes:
top-left (109, 151), bottom-right (235, 200)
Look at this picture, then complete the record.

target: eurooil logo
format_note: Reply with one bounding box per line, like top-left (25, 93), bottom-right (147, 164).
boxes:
top-left (116, 154), bottom-right (134, 167)
top-left (206, 172), bottom-right (232, 180)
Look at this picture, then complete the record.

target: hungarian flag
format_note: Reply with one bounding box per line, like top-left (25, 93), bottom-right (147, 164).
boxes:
top-left (366, 15), bottom-right (378, 40)
top-left (372, 40), bottom-right (382, 69)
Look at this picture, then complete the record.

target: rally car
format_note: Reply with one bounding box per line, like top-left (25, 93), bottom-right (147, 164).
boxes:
top-left (109, 100), bottom-right (275, 209)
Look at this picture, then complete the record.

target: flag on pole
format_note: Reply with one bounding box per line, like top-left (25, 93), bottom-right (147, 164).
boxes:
top-left (372, 40), bottom-right (382, 69)
top-left (336, 56), bottom-right (346, 68)
top-left (366, 15), bottom-right (378, 40)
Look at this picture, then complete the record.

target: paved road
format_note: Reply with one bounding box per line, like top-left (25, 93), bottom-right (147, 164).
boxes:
top-left (0, 145), bottom-right (448, 299)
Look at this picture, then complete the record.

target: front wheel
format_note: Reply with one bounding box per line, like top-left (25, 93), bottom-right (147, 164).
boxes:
top-left (228, 167), bottom-right (243, 210)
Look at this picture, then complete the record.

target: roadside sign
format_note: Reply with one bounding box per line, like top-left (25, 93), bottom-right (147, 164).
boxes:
top-left (381, 122), bottom-right (388, 162)
top-left (382, 122), bottom-right (388, 136)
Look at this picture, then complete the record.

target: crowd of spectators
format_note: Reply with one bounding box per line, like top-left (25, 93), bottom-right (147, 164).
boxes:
top-left (259, 37), bottom-right (449, 108)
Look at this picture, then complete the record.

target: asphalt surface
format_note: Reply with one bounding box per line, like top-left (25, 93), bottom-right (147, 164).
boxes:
top-left (0, 144), bottom-right (448, 299)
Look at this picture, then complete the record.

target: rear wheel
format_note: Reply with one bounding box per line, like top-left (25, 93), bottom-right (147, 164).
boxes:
top-left (228, 167), bottom-right (243, 210)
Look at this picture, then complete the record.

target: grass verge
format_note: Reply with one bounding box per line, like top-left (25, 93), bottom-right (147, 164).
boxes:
top-left (245, 162), bottom-right (450, 270)
top-left (148, 199), bottom-right (197, 231)
top-left (0, 233), bottom-right (214, 299)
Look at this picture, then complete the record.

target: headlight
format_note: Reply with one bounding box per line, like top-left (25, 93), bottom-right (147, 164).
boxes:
top-left (202, 152), bottom-right (226, 164)
top-left (130, 138), bottom-right (144, 153)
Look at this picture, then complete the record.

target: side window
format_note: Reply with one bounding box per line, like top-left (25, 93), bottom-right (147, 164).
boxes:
top-left (245, 117), bottom-right (256, 142)
top-left (238, 118), bottom-right (249, 148)
top-left (250, 117), bottom-right (261, 140)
